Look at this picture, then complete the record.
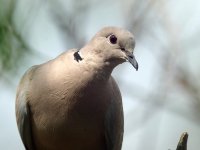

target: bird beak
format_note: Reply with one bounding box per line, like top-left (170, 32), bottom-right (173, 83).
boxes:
top-left (125, 50), bottom-right (138, 71)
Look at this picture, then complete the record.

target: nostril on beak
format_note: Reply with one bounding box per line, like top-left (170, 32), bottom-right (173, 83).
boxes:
top-left (128, 55), bottom-right (133, 59)
top-left (121, 48), bottom-right (125, 51)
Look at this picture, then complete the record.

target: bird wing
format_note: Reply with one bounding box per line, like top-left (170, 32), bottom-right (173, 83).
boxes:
top-left (104, 76), bottom-right (124, 150)
top-left (16, 66), bottom-right (38, 150)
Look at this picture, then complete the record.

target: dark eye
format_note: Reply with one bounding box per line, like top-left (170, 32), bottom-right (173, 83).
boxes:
top-left (109, 34), bottom-right (117, 44)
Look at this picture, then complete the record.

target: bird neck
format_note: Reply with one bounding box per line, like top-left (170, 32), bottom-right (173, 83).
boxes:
top-left (82, 59), bottom-right (114, 82)
top-left (78, 46), bottom-right (116, 81)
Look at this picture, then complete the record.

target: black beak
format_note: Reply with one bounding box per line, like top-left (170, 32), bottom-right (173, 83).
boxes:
top-left (125, 51), bottom-right (138, 71)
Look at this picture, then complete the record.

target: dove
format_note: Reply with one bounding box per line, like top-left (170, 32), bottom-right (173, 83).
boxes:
top-left (16, 26), bottom-right (138, 150)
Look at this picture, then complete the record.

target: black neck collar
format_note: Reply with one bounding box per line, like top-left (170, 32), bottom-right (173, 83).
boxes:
top-left (74, 50), bottom-right (83, 62)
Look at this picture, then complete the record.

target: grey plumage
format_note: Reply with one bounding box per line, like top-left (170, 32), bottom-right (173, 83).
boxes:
top-left (16, 26), bottom-right (138, 150)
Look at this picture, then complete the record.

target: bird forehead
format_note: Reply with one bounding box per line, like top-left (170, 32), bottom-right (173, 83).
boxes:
top-left (91, 27), bottom-right (135, 49)
top-left (95, 26), bottom-right (134, 38)
top-left (118, 34), bottom-right (135, 49)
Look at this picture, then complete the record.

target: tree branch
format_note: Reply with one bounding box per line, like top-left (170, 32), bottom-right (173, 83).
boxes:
top-left (176, 132), bottom-right (188, 150)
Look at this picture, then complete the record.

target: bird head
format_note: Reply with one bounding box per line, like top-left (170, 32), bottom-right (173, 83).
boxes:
top-left (79, 27), bottom-right (138, 71)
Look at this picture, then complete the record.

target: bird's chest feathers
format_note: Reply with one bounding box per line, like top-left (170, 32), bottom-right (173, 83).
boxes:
top-left (61, 71), bottom-right (110, 103)
top-left (46, 66), bottom-right (111, 106)
top-left (35, 59), bottom-right (113, 122)
top-left (32, 73), bottom-right (112, 132)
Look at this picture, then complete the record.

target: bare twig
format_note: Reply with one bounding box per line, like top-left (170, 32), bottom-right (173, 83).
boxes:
top-left (176, 132), bottom-right (188, 150)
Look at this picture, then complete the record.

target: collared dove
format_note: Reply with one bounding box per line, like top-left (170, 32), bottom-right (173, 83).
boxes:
top-left (16, 26), bottom-right (138, 150)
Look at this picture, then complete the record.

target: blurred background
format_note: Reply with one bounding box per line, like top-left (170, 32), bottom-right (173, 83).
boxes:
top-left (0, 0), bottom-right (200, 149)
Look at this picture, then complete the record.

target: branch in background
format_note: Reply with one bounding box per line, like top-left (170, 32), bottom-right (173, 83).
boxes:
top-left (176, 67), bottom-right (200, 103)
top-left (48, 0), bottom-right (92, 49)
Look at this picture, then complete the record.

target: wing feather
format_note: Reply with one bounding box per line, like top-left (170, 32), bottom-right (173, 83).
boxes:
top-left (16, 66), bottom-right (38, 150)
top-left (104, 76), bottom-right (124, 150)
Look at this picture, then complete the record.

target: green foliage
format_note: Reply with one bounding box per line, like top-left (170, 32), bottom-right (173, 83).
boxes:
top-left (0, 0), bottom-right (31, 75)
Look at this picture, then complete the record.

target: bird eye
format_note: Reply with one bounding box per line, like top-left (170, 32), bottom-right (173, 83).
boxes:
top-left (109, 34), bottom-right (117, 44)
